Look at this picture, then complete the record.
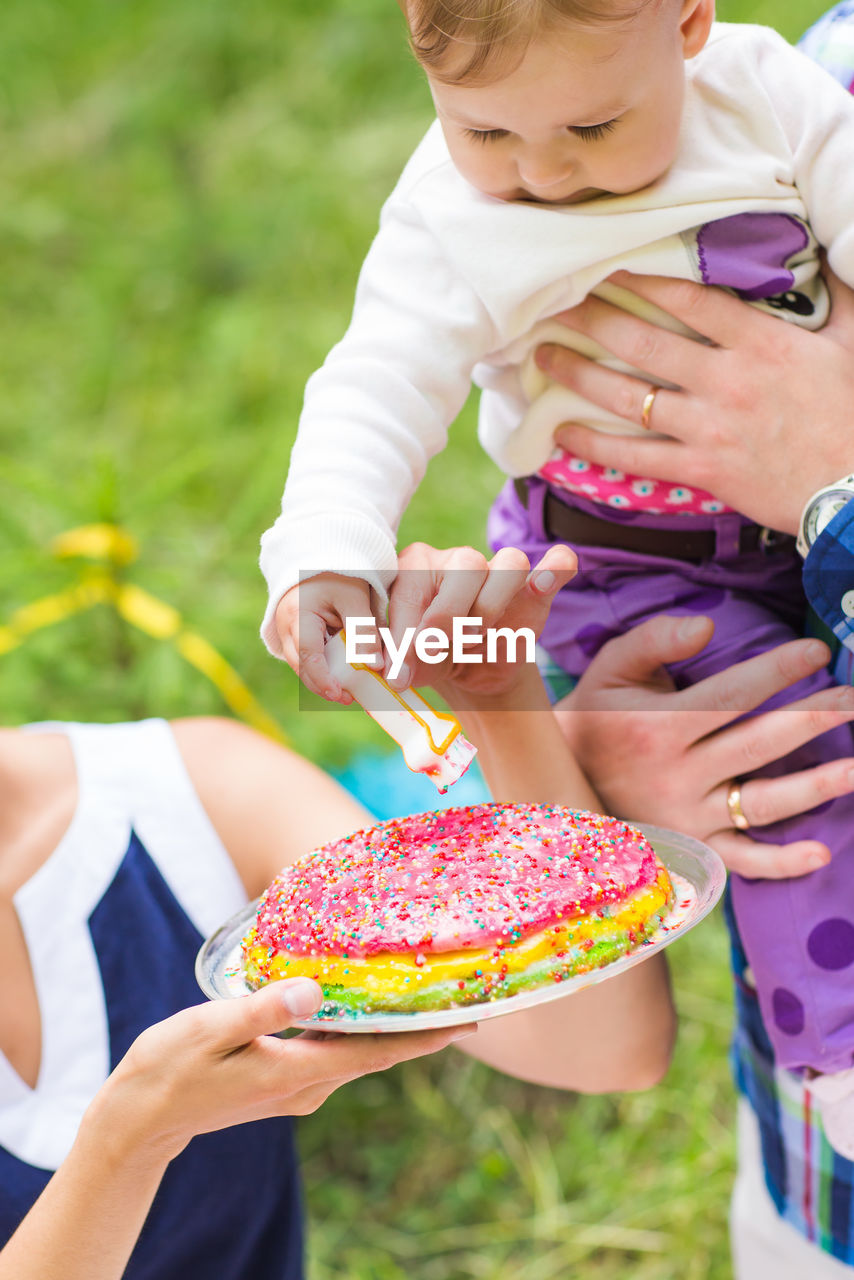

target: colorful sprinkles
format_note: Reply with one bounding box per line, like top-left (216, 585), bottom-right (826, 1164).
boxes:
top-left (242, 803), bottom-right (674, 1014)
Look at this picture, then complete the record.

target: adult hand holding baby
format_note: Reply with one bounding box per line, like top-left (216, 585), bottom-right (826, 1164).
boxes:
top-left (556, 616), bottom-right (854, 878)
top-left (537, 268), bottom-right (854, 534)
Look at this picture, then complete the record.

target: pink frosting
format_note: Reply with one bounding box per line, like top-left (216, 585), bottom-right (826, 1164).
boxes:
top-left (252, 803), bottom-right (659, 958)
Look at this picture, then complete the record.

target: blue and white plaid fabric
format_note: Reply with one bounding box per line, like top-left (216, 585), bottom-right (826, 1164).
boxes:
top-left (726, 15), bottom-right (854, 1257)
top-left (728, 889), bottom-right (854, 1261)
top-left (804, 499), bottom-right (854, 670)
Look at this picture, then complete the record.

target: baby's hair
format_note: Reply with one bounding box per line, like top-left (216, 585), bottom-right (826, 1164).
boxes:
top-left (405, 0), bottom-right (655, 84)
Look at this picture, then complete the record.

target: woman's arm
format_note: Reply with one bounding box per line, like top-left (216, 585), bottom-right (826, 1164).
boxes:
top-left (536, 268), bottom-right (854, 533)
top-left (0, 980), bottom-right (469, 1280)
top-left (442, 664), bottom-right (676, 1092)
top-left (389, 543), bottom-right (677, 1092)
top-left (172, 717), bottom-right (374, 894)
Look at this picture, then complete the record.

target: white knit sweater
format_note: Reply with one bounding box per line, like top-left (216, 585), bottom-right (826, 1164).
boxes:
top-left (260, 23), bottom-right (854, 656)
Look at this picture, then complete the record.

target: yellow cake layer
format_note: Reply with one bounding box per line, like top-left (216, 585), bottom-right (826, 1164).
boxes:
top-left (244, 868), bottom-right (672, 994)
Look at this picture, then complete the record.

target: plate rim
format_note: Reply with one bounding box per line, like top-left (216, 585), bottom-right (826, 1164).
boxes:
top-left (195, 823), bottom-right (726, 1033)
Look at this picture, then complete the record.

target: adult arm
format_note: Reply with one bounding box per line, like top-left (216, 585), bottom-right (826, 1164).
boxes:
top-left (444, 662), bottom-right (677, 1092)
top-left (194, 547), bottom-right (854, 1093)
top-left (387, 542), bottom-right (677, 1091)
top-left (536, 266), bottom-right (854, 534)
top-left (172, 716), bottom-right (376, 895)
top-left (0, 980), bottom-right (468, 1280)
top-left (450, 613), bottom-right (854, 1086)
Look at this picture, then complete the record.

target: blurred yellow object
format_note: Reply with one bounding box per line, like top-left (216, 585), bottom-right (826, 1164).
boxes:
top-left (0, 524), bottom-right (288, 745)
top-left (51, 523), bottom-right (139, 566)
top-left (116, 583), bottom-right (181, 638)
top-left (0, 574), bottom-right (112, 655)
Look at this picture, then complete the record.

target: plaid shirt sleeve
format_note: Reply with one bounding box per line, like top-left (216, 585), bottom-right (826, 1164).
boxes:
top-left (798, 3), bottom-right (854, 670)
top-left (721, 9), bottom-right (854, 1262)
top-left (803, 501), bottom-right (854, 667)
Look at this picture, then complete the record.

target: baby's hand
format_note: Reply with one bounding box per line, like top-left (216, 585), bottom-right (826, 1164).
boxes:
top-left (275, 573), bottom-right (381, 702)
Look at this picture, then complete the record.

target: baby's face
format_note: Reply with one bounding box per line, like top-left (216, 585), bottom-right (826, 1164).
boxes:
top-left (426, 0), bottom-right (713, 206)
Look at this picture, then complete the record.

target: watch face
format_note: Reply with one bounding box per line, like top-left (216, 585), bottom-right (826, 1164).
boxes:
top-left (808, 491), bottom-right (853, 546)
top-left (798, 477), bottom-right (854, 557)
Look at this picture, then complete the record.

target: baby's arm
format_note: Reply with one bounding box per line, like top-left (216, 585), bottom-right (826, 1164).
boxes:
top-left (261, 196), bottom-right (495, 685)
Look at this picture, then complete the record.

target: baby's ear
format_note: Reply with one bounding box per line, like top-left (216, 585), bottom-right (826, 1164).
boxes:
top-left (680, 0), bottom-right (715, 59)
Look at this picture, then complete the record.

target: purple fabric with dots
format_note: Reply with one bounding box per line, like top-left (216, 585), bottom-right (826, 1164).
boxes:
top-left (490, 477), bottom-right (854, 1072)
top-left (807, 919), bottom-right (854, 970)
top-left (772, 988), bottom-right (806, 1037)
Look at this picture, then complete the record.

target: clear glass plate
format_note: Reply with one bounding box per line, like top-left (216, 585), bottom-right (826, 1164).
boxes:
top-left (195, 824), bottom-right (726, 1034)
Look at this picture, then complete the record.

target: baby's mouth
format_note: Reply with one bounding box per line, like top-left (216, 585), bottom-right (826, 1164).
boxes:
top-left (522, 186), bottom-right (607, 206)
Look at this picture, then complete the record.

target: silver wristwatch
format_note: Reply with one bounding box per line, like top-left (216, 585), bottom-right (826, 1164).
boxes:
top-left (796, 474), bottom-right (854, 559)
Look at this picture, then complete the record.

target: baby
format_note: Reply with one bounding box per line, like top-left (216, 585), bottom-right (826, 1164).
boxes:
top-left (260, 1), bottom-right (854, 1148)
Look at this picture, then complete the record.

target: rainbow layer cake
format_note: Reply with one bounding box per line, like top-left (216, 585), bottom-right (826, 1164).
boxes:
top-left (241, 802), bottom-right (673, 1015)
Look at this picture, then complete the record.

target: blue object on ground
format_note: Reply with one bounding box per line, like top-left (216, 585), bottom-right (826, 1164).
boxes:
top-left (334, 751), bottom-right (489, 821)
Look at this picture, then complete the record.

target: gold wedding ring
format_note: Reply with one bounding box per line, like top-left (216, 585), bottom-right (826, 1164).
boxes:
top-left (726, 780), bottom-right (750, 831)
top-left (640, 387), bottom-right (658, 431)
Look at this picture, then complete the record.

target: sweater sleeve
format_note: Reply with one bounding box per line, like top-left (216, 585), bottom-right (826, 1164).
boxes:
top-left (259, 193), bottom-right (495, 657)
top-left (754, 27), bottom-right (854, 280)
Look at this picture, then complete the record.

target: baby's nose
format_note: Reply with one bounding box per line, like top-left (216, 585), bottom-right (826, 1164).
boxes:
top-left (518, 143), bottom-right (574, 190)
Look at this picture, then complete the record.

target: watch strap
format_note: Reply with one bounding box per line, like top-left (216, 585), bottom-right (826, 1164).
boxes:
top-left (802, 498), bottom-right (854, 655)
top-left (797, 475), bottom-right (854, 559)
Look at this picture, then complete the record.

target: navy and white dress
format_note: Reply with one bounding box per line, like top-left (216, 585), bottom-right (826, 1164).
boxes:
top-left (0, 720), bottom-right (303, 1279)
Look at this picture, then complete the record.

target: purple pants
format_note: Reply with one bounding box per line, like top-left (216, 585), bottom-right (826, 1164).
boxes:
top-left (490, 478), bottom-right (854, 1073)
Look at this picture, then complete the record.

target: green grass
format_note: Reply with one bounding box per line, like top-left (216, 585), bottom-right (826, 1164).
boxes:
top-left (300, 920), bottom-right (738, 1280)
top-left (0, 1), bottom-right (834, 1275)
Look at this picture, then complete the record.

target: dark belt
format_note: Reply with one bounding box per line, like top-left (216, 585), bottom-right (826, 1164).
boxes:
top-left (514, 478), bottom-right (793, 563)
